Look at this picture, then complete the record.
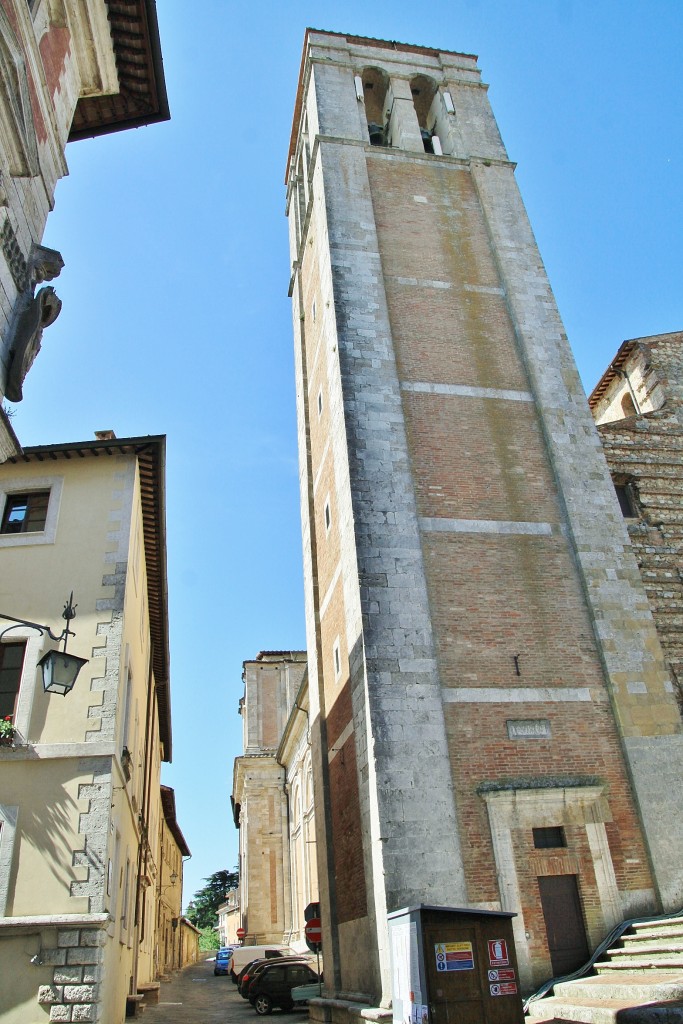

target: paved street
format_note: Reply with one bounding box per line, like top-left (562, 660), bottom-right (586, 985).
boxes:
top-left (142, 956), bottom-right (311, 1024)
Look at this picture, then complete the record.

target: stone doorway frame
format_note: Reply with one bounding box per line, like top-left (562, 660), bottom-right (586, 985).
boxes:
top-left (482, 784), bottom-right (621, 990)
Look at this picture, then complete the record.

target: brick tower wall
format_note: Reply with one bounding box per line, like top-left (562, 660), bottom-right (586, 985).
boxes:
top-left (287, 31), bottom-right (683, 1003)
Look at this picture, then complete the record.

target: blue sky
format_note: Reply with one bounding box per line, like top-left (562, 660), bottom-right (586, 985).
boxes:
top-left (7, 1), bottom-right (682, 907)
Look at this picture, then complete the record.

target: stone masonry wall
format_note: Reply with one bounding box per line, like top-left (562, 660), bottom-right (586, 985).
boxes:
top-left (37, 924), bottom-right (106, 1023)
top-left (598, 402), bottom-right (683, 709)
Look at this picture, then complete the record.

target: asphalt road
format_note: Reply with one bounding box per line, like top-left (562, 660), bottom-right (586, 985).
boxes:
top-left (142, 956), bottom-right (312, 1024)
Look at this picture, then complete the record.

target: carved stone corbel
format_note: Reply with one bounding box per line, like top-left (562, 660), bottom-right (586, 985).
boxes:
top-left (5, 243), bottom-right (64, 402)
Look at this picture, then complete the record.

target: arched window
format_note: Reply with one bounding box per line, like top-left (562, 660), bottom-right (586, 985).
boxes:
top-left (290, 781), bottom-right (301, 829)
top-left (620, 392), bottom-right (637, 418)
top-left (410, 75), bottom-right (439, 153)
top-left (361, 67), bottom-right (390, 146)
top-left (303, 757), bottom-right (313, 812)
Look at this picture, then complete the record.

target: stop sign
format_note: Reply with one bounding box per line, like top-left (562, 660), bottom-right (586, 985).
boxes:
top-left (236, 927), bottom-right (246, 940)
top-left (305, 917), bottom-right (322, 951)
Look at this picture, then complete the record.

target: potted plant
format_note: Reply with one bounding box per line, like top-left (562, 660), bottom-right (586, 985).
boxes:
top-left (0, 716), bottom-right (15, 747)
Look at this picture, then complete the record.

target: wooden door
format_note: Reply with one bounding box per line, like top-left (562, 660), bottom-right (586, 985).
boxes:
top-left (424, 922), bottom-right (485, 1024)
top-left (538, 875), bottom-right (590, 977)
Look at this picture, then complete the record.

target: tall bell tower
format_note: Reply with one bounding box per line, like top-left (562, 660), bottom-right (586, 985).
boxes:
top-left (286, 29), bottom-right (683, 1006)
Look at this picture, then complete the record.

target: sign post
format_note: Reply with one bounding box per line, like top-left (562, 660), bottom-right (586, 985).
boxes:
top-left (236, 926), bottom-right (246, 942)
top-left (304, 917), bottom-right (322, 994)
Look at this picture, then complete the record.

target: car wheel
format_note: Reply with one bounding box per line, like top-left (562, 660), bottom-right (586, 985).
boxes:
top-left (214, 969), bottom-right (219, 976)
top-left (254, 994), bottom-right (273, 1016)
top-left (231, 970), bottom-right (238, 983)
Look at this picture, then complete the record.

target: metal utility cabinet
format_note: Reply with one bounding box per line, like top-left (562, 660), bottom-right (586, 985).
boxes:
top-left (388, 905), bottom-right (524, 1024)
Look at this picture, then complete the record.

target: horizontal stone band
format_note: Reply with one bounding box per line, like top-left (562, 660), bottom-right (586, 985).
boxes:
top-left (420, 517), bottom-right (553, 536)
top-left (402, 381), bottom-right (533, 402)
top-left (443, 687), bottom-right (591, 703)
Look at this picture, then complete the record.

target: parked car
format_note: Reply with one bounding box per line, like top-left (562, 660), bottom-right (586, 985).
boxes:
top-left (228, 945), bottom-right (294, 983)
top-left (250, 960), bottom-right (320, 1015)
top-left (238, 959), bottom-right (272, 997)
top-left (244, 957), bottom-right (315, 1001)
top-left (214, 947), bottom-right (236, 976)
top-left (237, 957), bottom-right (288, 993)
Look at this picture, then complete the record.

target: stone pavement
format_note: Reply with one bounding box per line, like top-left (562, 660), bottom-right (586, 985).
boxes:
top-left (141, 955), bottom-right (311, 1024)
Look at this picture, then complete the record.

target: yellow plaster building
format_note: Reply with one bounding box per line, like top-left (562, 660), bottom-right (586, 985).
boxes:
top-left (0, 431), bottom-right (174, 1022)
top-left (156, 784), bottom-right (192, 978)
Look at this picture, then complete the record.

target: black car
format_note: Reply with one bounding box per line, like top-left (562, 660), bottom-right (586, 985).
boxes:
top-left (237, 959), bottom-right (267, 995)
top-left (244, 957), bottom-right (314, 1001)
top-left (238, 956), bottom-right (303, 995)
top-left (250, 960), bottom-right (320, 1015)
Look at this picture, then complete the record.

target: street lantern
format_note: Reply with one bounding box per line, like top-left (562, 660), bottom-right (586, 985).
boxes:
top-left (37, 648), bottom-right (88, 696)
top-left (0, 592), bottom-right (88, 696)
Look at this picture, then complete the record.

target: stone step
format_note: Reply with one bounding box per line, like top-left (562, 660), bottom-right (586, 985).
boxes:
top-left (626, 929), bottom-right (683, 942)
top-left (526, 995), bottom-right (683, 1023)
top-left (630, 920), bottom-right (683, 934)
top-left (595, 958), bottom-right (683, 973)
top-left (553, 974), bottom-right (683, 1002)
top-left (606, 944), bottom-right (683, 959)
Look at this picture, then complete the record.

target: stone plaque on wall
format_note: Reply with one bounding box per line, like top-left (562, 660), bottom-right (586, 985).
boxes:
top-left (506, 719), bottom-right (551, 740)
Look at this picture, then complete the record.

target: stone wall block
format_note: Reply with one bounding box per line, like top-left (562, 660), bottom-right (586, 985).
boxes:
top-left (38, 985), bottom-right (64, 1004)
top-left (63, 985), bottom-right (96, 1003)
top-left (66, 947), bottom-right (99, 965)
top-left (49, 1007), bottom-right (73, 1022)
top-left (54, 966), bottom-right (84, 984)
top-left (42, 948), bottom-right (67, 965)
top-left (72, 1007), bottom-right (95, 1022)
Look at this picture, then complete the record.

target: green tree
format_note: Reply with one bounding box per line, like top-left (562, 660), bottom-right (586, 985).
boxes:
top-left (185, 868), bottom-right (238, 931)
top-left (197, 926), bottom-right (220, 952)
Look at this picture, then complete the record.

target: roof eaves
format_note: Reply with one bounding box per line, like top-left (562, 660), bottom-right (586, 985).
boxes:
top-left (160, 785), bottom-right (191, 857)
top-left (588, 340), bottom-right (638, 410)
top-left (68, 0), bottom-right (170, 142)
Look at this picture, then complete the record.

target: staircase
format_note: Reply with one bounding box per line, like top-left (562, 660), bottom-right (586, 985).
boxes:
top-left (526, 916), bottom-right (683, 1022)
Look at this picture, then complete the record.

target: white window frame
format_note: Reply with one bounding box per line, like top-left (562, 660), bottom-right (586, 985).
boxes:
top-left (0, 628), bottom-right (46, 742)
top-left (0, 474), bottom-right (63, 548)
top-left (0, 804), bottom-right (18, 916)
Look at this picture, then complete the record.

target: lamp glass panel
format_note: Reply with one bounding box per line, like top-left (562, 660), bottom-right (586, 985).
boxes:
top-left (39, 650), bottom-right (87, 695)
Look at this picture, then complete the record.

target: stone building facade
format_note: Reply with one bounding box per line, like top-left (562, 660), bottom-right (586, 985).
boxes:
top-left (232, 651), bottom-right (318, 951)
top-left (156, 785), bottom-right (192, 978)
top-left (0, 0), bottom-right (168, 457)
top-left (0, 432), bottom-right (178, 1022)
top-left (284, 29), bottom-right (683, 1010)
top-left (590, 331), bottom-right (683, 713)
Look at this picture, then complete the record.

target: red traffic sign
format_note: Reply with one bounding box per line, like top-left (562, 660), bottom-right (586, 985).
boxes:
top-left (304, 917), bottom-right (322, 950)
top-left (236, 927), bottom-right (246, 940)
